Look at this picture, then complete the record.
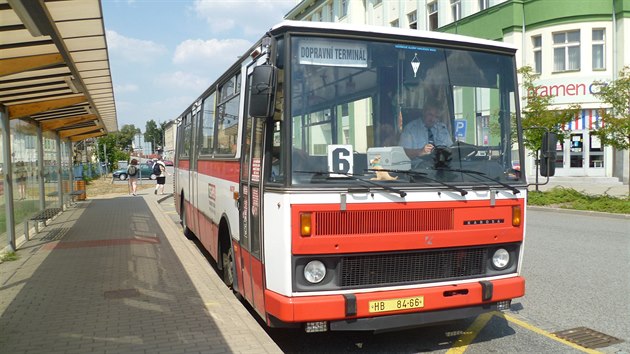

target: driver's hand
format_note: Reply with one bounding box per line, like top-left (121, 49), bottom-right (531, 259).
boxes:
top-left (421, 143), bottom-right (434, 156)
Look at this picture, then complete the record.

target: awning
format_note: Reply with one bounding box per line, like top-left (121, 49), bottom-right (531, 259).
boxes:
top-left (0, 0), bottom-right (117, 141)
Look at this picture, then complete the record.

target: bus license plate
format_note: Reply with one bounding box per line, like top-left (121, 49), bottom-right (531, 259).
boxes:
top-left (369, 296), bottom-right (424, 313)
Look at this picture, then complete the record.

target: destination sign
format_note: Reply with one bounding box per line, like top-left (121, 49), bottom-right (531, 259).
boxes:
top-left (298, 40), bottom-right (368, 67)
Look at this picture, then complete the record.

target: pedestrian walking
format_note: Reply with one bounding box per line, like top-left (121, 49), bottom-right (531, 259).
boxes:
top-left (127, 158), bottom-right (139, 195)
top-left (153, 156), bottom-right (169, 195)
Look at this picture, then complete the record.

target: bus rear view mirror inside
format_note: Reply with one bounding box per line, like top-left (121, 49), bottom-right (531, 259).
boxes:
top-left (249, 64), bottom-right (277, 118)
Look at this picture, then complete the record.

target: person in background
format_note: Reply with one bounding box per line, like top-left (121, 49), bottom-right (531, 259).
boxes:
top-left (153, 156), bottom-right (169, 195)
top-left (15, 161), bottom-right (27, 200)
top-left (127, 158), bottom-right (139, 196)
top-left (399, 100), bottom-right (453, 159)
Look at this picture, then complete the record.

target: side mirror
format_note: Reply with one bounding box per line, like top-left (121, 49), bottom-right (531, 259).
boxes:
top-left (540, 132), bottom-right (558, 177)
top-left (249, 65), bottom-right (276, 118)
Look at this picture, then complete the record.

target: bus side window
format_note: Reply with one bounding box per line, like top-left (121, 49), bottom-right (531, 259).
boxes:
top-left (269, 121), bottom-right (284, 182)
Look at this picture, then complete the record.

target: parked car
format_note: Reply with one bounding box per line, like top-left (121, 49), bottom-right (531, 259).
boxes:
top-left (112, 164), bottom-right (156, 180)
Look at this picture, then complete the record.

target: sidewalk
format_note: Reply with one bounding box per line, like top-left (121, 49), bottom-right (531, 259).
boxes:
top-left (0, 182), bottom-right (282, 353)
top-left (527, 176), bottom-right (628, 198)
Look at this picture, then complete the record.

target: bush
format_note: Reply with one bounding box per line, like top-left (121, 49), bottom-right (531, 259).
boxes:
top-left (528, 187), bottom-right (630, 214)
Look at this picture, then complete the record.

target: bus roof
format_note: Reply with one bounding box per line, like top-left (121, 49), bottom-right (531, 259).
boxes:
top-left (270, 20), bottom-right (517, 54)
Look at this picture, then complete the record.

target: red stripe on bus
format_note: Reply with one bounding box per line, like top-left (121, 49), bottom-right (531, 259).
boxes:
top-left (264, 276), bottom-right (524, 323)
top-left (177, 159), bottom-right (240, 183)
top-left (291, 199), bottom-right (525, 255)
top-left (197, 160), bottom-right (240, 183)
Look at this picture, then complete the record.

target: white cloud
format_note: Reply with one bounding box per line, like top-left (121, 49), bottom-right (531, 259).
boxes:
top-left (105, 30), bottom-right (167, 63)
top-left (172, 38), bottom-right (251, 73)
top-left (157, 71), bottom-right (210, 93)
top-left (114, 83), bottom-right (139, 93)
top-left (192, 0), bottom-right (296, 37)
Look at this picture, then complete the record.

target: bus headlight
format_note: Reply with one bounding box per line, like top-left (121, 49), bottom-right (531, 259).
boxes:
top-left (492, 248), bottom-right (510, 269)
top-left (304, 260), bottom-right (326, 284)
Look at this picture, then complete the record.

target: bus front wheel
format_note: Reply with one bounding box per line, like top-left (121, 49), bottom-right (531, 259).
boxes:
top-left (222, 244), bottom-right (235, 288)
top-left (180, 197), bottom-right (194, 240)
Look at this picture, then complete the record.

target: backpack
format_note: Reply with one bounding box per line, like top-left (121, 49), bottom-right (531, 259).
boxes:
top-left (152, 162), bottom-right (162, 175)
top-left (127, 165), bottom-right (137, 176)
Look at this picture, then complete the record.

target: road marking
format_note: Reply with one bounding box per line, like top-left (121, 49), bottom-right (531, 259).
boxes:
top-left (500, 313), bottom-right (603, 354)
top-left (447, 312), bottom-right (494, 354)
top-left (447, 312), bottom-right (604, 354)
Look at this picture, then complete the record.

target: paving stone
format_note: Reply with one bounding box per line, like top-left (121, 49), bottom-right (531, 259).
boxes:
top-left (0, 188), bottom-right (282, 354)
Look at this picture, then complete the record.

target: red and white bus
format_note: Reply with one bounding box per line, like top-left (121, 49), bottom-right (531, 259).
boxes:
top-left (175, 21), bottom-right (533, 333)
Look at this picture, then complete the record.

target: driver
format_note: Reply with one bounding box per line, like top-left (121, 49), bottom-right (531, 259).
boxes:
top-left (399, 100), bottom-right (453, 159)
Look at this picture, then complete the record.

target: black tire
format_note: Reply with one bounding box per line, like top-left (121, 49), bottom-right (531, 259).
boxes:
top-left (180, 201), bottom-right (194, 240)
top-left (222, 243), bottom-right (235, 288)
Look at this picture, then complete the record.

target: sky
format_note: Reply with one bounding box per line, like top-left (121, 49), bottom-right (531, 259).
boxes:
top-left (101, 0), bottom-right (299, 132)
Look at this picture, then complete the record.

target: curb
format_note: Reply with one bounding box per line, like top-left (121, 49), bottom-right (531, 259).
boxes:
top-left (527, 205), bottom-right (630, 220)
top-left (157, 193), bottom-right (173, 204)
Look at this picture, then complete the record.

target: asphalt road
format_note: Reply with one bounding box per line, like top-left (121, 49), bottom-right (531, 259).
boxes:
top-left (267, 209), bottom-right (630, 353)
top-left (157, 186), bottom-right (630, 353)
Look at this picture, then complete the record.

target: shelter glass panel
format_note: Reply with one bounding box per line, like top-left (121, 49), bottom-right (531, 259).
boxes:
top-left (10, 120), bottom-right (41, 233)
top-left (43, 131), bottom-right (59, 208)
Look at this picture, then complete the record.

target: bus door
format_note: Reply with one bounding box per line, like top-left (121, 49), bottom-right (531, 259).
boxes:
top-left (188, 105), bottom-right (202, 235)
top-left (238, 103), bottom-right (266, 316)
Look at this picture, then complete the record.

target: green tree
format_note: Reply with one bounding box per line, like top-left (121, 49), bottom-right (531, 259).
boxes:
top-left (144, 120), bottom-right (163, 154)
top-left (518, 66), bottom-right (581, 155)
top-left (593, 66), bottom-right (630, 195)
top-left (118, 124), bottom-right (140, 153)
top-left (97, 133), bottom-right (130, 172)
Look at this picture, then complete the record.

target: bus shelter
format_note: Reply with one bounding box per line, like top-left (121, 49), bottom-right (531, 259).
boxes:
top-left (0, 0), bottom-right (117, 252)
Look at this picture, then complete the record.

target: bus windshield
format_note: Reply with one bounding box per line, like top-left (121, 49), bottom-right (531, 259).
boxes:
top-left (288, 35), bottom-right (521, 188)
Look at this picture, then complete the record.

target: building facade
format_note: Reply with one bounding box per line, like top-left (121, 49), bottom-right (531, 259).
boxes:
top-left (162, 120), bottom-right (177, 162)
top-left (285, 0), bottom-right (629, 185)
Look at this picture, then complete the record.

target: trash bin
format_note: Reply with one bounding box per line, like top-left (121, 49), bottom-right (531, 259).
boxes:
top-left (74, 180), bottom-right (86, 200)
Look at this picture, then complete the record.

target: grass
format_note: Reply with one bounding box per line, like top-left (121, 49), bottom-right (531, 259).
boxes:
top-left (0, 251), bottom-right (19, 262)
top-left (528, 187), bottom-right (630, 214)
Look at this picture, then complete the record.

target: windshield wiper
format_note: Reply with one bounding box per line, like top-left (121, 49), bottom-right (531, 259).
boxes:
top-left (295, 170), bottom-right (407, 198)
top-left (436, 167), bottom-right (520, 195)
top-left (367, 168), bottom-right (468, 196)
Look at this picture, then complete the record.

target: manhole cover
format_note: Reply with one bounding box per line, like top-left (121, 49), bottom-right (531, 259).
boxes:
top-left (104, 288), bottom-right (140, 299)
top-left (553, 327), bottom-right (623, 349)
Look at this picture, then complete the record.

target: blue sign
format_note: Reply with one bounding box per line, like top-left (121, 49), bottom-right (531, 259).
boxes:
top-left (454, 119), bottom-right (467, 140)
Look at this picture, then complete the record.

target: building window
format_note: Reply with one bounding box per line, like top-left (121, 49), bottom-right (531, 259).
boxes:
top-left (340, 0), bottom-right (348, 18)
top-left (592, 29), bottom-right (605, 70)
top-left (408, 11), bottom-right (417, 29)
top-left (532, 35), bottom-right (542, 74)
top-left (390, 19), bottom-right (399, 28)
top-left (327, 2), bottom-right (333, 21)
top-left (451, 0), bottom-right (461, 21)
top-left (553, 30), bottom-right (580, 72)
top-left (479, 0), bottom-right (490, 10)
top-left (428, 1), bottom-right (438, 31)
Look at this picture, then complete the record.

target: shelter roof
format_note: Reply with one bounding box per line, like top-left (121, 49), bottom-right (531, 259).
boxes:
top-left (0, 0), bottom-right (117, 141)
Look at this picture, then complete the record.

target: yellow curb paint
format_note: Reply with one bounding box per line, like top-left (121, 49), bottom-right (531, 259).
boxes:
top-left (447, 312), bottom-right (494, 354)
top-left (500, 313), bottom-right (603, 354)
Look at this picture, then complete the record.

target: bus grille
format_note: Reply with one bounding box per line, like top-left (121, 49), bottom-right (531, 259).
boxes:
top-left (314, 208), bottom-right (454, 236)
top-left (340, 247), bottom-right (487, 288)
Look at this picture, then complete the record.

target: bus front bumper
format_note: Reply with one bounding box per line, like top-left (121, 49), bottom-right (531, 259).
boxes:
top-left (265, 276), bottom-right (524, 331)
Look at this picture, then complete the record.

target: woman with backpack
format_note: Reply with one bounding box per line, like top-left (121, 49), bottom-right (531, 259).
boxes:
top-left (127, 158), bottom-right (139, 196)
top-left (153, 156), bottom-right (168, 195)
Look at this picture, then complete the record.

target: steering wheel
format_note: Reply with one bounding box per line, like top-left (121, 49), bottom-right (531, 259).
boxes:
top-left (410, 145), bottom-right (451, 169)
top-left (448, 142), bottom-right (478, 161)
